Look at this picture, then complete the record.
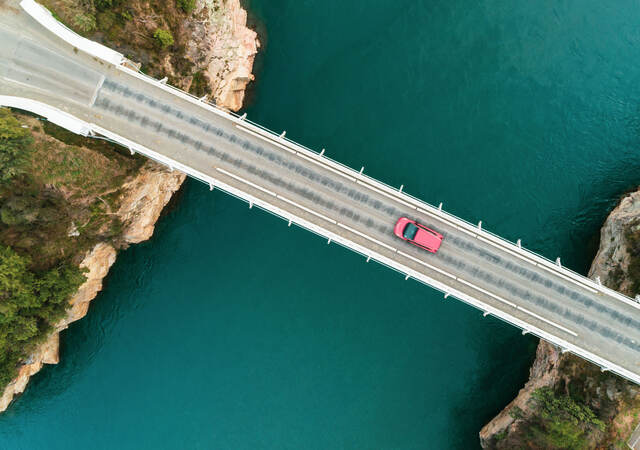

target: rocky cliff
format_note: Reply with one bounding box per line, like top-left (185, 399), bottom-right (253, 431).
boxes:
top-left (0, 0), bottom-right (259, 412)
top-left (480, 188), bottom-right (640, 449)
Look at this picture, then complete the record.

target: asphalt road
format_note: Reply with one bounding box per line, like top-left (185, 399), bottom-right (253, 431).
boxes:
top-left (2, 2), bottom-right (640, 382)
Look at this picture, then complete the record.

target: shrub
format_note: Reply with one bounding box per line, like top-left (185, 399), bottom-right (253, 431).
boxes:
top-left (153, 28), bottom-right (175, 49)
top-left (177, 0), bottom-right (197, 13)
top-left (527, 387), bottom-right (605, 449)
top-left (72, 12), bottom-right (97, 34)
top-left (0, 245), bottom-right (85, 388)
top-left (0, 108), bottom-right (34, 184)
top-left (96, 10), bottom-right (117, 32)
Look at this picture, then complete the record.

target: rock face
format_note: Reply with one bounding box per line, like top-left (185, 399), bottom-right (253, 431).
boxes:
top-left (199, 0), bottom-right (260, 111)
top-left (0, 162), bottom-right (180, 412)
top-left (479, 188), bottom-right (640, 449)
top-left (0, 0), bottom-right (258, 412)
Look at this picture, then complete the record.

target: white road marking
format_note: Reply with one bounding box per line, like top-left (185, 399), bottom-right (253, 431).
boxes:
top-left (397, 250), bottom-right (456, 279)
top-left (456, 278), bottom-right (518, 308)
top-left (89, 74), bottom-right (104, 107)
top-left (535, 261), bottom-right (599, 294)
top-left (234, 124), bottom-right (297, 154)
top-left (337, 223), bottom-right (397, 251)
top-left (296, 151), bottom-right (357, 182)
top-left (276, 195), bottom-right (337, 224)
top-left (216, 167), bottom-right (277, 197)
top-left (516, 306), bottom-right (578, 337)
top-left (356, 179), bottom-right (417, 209)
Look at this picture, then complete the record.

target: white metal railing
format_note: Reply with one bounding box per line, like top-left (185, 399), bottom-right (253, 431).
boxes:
top-left (11, 1), bottom-right (640, 383)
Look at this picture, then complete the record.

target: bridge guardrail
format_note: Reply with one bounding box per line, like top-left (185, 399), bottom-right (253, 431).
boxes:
top-left (20, 0), bottom-right (636, 312)
top-left (3, 93), bottom-right (640, 384)
top-left (15, 0), bottom-right (640, 383)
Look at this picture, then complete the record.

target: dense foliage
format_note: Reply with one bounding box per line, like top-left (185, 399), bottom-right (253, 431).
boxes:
top-left (0, 109), bottom-right (33, 184)
top-left (0, 246), bottom-right (85, 387)
top-left (153, 28), bottom-right (175, 49)
top-left (177, 0), bottom-right (196, 14)
top-left (526, 387), bottom-right (605, 449)
top-left (0, 110), bottom-right (89, 388)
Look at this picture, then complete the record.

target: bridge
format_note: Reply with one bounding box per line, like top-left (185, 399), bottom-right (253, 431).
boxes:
top-left (2, 0), bottom-right (640, 384)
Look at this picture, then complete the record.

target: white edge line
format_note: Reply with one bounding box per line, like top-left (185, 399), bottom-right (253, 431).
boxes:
top-left (535, 261), bottom-right (599, 294)
top-left (22, 0), bottom-right (639, 312)
top-left (235, 125), bottom-right (296, 154)
top-left (3, 97), bottom-right (638, 384)
top-left (357, 179), bottom-right (417, 210)
top-left (457, 278), bottom-right (517, 308)
top-left (337, 223), bottom-right (397, 252)
top-left (295, 151), bottom-right (357, 182)
top-left (216, 167), bottom-right (276, 197)
top-left (517, 306), bottom-right (578, 337)
top-left (276, 195), bottom-right (337, 224)
top-left (89, 74), bottom-right (105, 107)
top-left (397, 250), bottom-right (456, 279)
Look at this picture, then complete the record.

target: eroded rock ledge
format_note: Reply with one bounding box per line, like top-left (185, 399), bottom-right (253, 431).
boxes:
top-left (480, 188), bottom-right (640, 449)
top-left (0, 0), bottom-right (259, 412)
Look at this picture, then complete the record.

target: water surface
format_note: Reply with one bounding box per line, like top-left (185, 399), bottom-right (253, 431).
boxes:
top-left (2, 0), bottom-right (640, 448)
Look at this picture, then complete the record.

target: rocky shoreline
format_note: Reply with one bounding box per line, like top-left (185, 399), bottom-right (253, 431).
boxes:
top-left (480, 188), bottom-right (640, 449)
top-left (0, 0), bottom-right (259, 413)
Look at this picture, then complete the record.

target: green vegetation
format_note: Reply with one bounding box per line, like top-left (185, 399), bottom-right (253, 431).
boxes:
top-left (526, 387), bottom-right (605, 449)
top-left (41, 0), bottom-right (212, 93)
top-left (0, 246), bottom-right (85, 387)
top-left (153, 28), bottom-right (175, 49)
top-left (0, 108), bottom-right (146, 391)
top-left (72, 12), bottom-right (96, 33)
top-left (624, 221), bottom-right (640, 295)
top-left (177, 0), bottom-right (196, 14)
top-left (0, 109), bottom-right (33, 184)
top-left (189, 71), bottom-right (209, 97)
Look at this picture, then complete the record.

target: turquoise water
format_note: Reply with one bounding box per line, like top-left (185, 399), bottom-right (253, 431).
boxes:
top-left (2, 0), bottom-right (640, 448)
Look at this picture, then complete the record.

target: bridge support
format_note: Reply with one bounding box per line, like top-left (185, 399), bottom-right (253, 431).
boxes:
top-left (556, 257), bottom-right (561, 267)
top-left (199, 95), bottom-right (208, 102)
top-left (366, 256), bottom-right (371, 263)
top-left (522, 329), bottom-right (529, 335)
top-left (399, 184), bottom-right (404, 193)
top-left (129, 147), bottom-right (134, 155)
top-left (517, 239), bottom-right (521, 249)
top-left (279, 130), bottom-right (286, 138)
top-left (249, 201), bottom-right (253, 209)
top-left (601, 367), bottom-right (609, 373)
top-left (359, 166), bottom-right (365, 175)
top-left (596, 276), bottom-right (602, 285)
top-left (483, 311), bottom-right (490, 317)
top-left (159, 76), bottom-right (168, 84)
top-left (444, 292), bottom-right (450, 299)
top-left (438, 202), bottom-right (443, 211)
top-left (240, 113), bottom-right (247, 120)
top-left (327, 238), bottom-right (331, 244)
top-left (287, 219), bottom-right (292, 227)
top-left (562, 348), bottom-right (570, 353)
top-left (209, 183), bottom-right (214, 191)
top-left (405, 274), bottom-right (410, 280)
top-left (320, 148), bottom-right (325, 156)
top-left (478, 221), bottom-right (482, 230)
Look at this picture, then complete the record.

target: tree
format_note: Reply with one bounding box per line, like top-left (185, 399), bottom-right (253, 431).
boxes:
top-left (0, 245), bottom-right (85, 389)
top-left (528, 387), bottom-right (605, 449)
top-left (153, 29), bottom-right (174, 49)
top-left (177, 0), bottom-right (196, 13)
top-left (0, 108), bottom-right (34, 184)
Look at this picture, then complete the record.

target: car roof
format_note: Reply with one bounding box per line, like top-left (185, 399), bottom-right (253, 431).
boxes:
top-left (413, 227), bottom-right (441, 249)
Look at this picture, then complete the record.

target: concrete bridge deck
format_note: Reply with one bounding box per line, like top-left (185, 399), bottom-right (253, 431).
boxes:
top-left (2, 0), bottom-right (640, 383)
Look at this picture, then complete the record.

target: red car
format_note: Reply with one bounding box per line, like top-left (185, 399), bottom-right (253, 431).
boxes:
top-left (393, 217), bottom-right (443, 253)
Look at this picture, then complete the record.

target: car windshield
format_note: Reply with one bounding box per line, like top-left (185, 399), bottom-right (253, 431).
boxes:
top-left (403, 222), bottom-right (419, 240)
